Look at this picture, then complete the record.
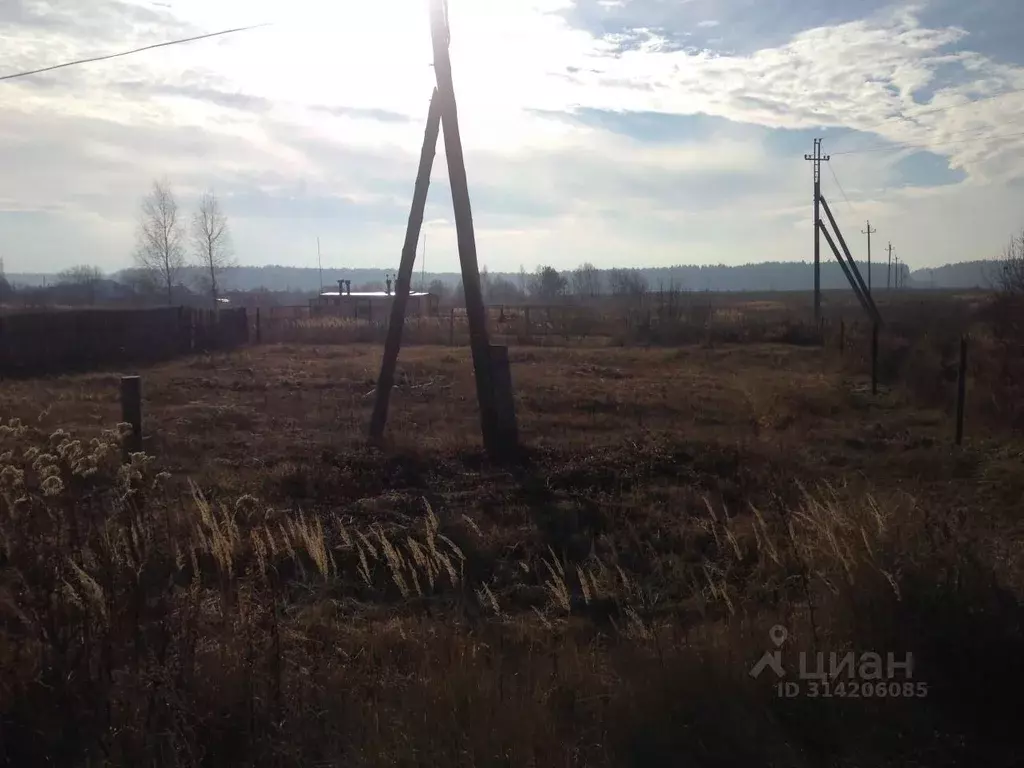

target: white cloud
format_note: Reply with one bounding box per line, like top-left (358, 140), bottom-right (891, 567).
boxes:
top-left (1, 0), bottom-right (1023, 274)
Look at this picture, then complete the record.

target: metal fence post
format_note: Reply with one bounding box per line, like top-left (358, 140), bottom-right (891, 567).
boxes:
top-left (120, 375), bottom-right (143, 459)
top-left (956, 335), bottom-right (968, 446)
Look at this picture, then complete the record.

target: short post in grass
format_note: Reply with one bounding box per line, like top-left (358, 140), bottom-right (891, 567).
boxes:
top-left (120, 375), bottom-right (143, 460)
top-left (956, 334), bottom-right (968, 446)
top-left (871, 322), bottom-right (879, 395)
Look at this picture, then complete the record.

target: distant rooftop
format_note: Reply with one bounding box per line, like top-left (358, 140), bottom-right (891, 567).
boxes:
top-left (319, 291), bottom-right (430, 298)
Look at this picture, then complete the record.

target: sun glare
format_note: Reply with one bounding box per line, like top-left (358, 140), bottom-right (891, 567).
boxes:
top-left (122, 0), bottom-right (602, 152)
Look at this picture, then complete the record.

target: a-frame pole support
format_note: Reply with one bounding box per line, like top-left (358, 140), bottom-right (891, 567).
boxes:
top-left (818, 221), bottom-right (875, 321)
top-left (369, 89), bottom-right (442, 441)
top-left (428, 0), bottom-right (505, 458)
top-left (819, 194), bottom-right (882, 326)
top-left (365, 0), bottom-right (511, 462)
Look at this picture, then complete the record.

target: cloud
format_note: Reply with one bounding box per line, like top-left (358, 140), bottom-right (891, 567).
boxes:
top-left (1, 0), bottom-right (1024, 275)
top-left (310, 105), bottom-right (413, 123)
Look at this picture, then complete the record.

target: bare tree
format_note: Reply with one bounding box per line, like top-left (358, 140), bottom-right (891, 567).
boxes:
top-left (571, 262), bottom-right (603, 297)
top-left (0, 257), bottom-right (9, 308)
top-left (427, 279), bottom-right (449, 302)
top-left (134, 180), bottom-right (186, 305)
top-left (995, 229), bottom-right (1024, 297)
top-left (987, 228), bottom-right (1024, 345)
top-left (57, 265), bottom-right (104, 305)
top-left (607, 267), bottom-right (648, 297)
top-left (192, 191), bottom-right (235, 308)
top-left (485, 275), bottom-right (524, 303)
top-left (529, 265), bottom-right (568, 301)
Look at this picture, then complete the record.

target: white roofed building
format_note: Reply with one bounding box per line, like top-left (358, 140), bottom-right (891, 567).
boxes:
top-left (311, 279), bottom-right (439, 320)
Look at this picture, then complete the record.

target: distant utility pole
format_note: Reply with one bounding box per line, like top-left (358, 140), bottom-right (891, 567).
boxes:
top-left (421, 232), bottom-right (426, 291)
top-left (887, 242), bottom-right (894, 290)
top-left (862, 221), bottom-right (877, 295)
top-left (317, 237), bottom-right (323, 295)
top-left (805, 138), bottom-right (830, 322)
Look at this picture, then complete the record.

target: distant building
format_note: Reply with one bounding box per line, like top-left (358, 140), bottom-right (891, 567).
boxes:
top-left (311, 279), bottom-right (439, 320)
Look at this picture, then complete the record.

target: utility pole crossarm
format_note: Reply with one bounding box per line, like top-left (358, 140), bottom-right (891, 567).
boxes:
top-left (886, 242), bottom-right (894, 290)
top-left (805, 138), bottom-right (830, 322)
top-left (861, 221), bottom-right (877, 294)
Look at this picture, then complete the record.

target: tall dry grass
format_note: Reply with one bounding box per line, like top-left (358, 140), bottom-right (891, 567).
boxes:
top-left (1, 413), bottom-right (1021, 765)
top-left (264, 300), bottom-right (827, 351)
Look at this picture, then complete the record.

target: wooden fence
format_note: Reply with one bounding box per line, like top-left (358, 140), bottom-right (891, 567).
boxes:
top-left (0, 306), bottom-right (249, 376)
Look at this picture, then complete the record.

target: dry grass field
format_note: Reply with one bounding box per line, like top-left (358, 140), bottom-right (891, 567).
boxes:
top-left (2, 297), bottom-right (1023, 766)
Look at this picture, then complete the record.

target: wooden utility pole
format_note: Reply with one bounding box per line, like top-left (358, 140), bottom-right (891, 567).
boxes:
top-left (420, 233), bottom-right (426, 292)
top-left (862, 221), bottom-right (877, 295)
top-left (818, 196), bottom-right (881, 327)
top-left (368, 0), bottom-right (516, 459)
top-left (887, 242), bottom-right (894, 290)
top-left (369, 90), bottom-right (442, 441)
top-left (871, 322), bottom-right (879, 395)
top-left (428, 0), bottom-right (507, 456)
top-left (805, 138), bottom-right (829, 323)
top-left (317, 237), bottom-right (323, 296)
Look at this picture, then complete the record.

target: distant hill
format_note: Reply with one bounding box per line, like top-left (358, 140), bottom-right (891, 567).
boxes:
top-left (4, 259), bottom-right (1004, 294)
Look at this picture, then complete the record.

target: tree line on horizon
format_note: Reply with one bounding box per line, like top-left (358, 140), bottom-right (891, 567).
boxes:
top-left (0, 188), bottom-right (1010, 306)
top-left (1, 258), bottom-right (1003, 309)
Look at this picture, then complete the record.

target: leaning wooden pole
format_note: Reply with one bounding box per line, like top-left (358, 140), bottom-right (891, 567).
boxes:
top-left (428, 0), bottom-right (505, 457)
top-left (819, 195), bottom-right (881, 325)
top-left (369, 90), bottom-right (442, 440)
top-left (818, 221), bottom-right (874, 320)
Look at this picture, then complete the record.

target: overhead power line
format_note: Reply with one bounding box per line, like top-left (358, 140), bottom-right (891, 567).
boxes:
top-left (831, 117), bottom-right (1024, 155)
top-left (0, 23), bottom-right (272, 83)
top-left (832, 128), bottom-right (1024, 157)
top-left (827, 83), bottom-right (1024, 151)
top-left (875, 85), bottom-right (1024, 127)
top-left (825, 160), bottom-right (856, 214)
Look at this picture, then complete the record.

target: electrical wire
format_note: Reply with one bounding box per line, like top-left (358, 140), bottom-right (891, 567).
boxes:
top-left (873, 85), bottom-right (1024, 128)
top-left (832, 128), bottom-right (1024, 156)
top-left (0, 23), bottom-right (272, 83)
top-left (827, 83), bottom-right (1024, 143)
top-left (826, 83), bottom-right (1024, 152)
top-left (825, 160), bottom-right (856, 214)
top-left (831, 117), bottom-right (1024, 154)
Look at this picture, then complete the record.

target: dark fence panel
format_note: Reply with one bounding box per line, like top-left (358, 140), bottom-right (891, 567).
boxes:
top-left (0, 306), bottom-right (249, 376)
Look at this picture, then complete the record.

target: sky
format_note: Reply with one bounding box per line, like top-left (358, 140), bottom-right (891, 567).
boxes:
top-left (1, 0), bottom-right (1023, 275)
